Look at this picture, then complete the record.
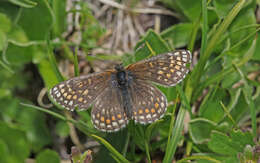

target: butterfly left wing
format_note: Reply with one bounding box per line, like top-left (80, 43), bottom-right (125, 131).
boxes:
top-left (126, 50), bottom-right (192, 86)
top-left (49, 71), bottom-right (112, 111)
top-left (91, 84), bottom-right (129, 132)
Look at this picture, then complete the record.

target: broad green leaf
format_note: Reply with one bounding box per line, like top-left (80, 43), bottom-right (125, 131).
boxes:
top-left (199, 88), bottom-right (228, 123)
top-left (0, 122), bottom-right (30, 162)
top-left (55, 121), bottom-right (69, 138)
top-left (228, 92), bottom-right (248, 123)
top-left (0, 13), bottom-right (11, 33)
top-left (37, 59), bottom-right (59, 89)
top-left (0, 139), bottom-right (9, 163)
top-left (161, 23), bottom-right (193, 49)
top-left (36, 149), bottom-right (60, 163)
top-left (17, 0), bottom-right (52, 40)
top-left (134, 29), bottom-right (169, 62)
top-left (189, 118), bottom-right (217, 144)
top-left (17, 102), bottom-right (52, 152)
top-left (207, 130), bottom-right (255, 163)
top-left (175, 0), bottom-right (201, 21)
top-left (214, 0), bottom-right (239, 19)
top-left (52, 0), bottom-right (66, 37)
top-left (208, 131), bottom-right (238, 155)
top-left (229, 8), bottom-right (256, 54)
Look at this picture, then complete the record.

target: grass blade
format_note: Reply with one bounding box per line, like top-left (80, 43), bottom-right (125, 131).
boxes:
top-left (91, 134), bottom-right (130, 163)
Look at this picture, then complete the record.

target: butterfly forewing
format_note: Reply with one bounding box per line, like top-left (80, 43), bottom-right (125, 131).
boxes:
top-left (91, 85), bottom-right (129, 132)
top-left (127, 50), bottom-right (191, 86)
top-left (49, 71), bottom-right (112, 111)
top-left (129, 80), bottom-right (167, 124)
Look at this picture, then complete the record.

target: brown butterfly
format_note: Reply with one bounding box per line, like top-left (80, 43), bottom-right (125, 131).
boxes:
top-left (49, 50), bottom-right (191, 132)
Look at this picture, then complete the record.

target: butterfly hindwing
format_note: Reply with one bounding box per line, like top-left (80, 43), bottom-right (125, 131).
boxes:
top-left (91, 85), bottom-right (129, 132)
top-left (129, 79), bottom-right (167, 124)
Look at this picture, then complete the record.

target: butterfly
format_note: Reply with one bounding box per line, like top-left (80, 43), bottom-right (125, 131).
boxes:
top-left (49, 50), bottom-right (192, 132)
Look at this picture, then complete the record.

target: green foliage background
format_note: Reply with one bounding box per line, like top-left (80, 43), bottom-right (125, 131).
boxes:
top-left (0, 0), bottom-right (259, 163)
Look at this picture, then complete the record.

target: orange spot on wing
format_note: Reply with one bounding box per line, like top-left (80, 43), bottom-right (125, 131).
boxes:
top-left (117, 114), bottom-right (122, 119)
top-left (111, 116), bottom-right (115, 121)
top-left (151, 108), bottom-right (155, 113)
top-left (106, 119), bottom-right (111, 124)
top-left (145, 109), bottom-right (149, 113)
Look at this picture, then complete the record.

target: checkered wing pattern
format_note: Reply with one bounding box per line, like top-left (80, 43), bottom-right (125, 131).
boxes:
top-left (91, 86), bottom-right (128, 132)
top-left (130, 80), bottom-right (167, 124)
top-left (127, 50), bottom-right (191, 86)
top-left (49, 71), bottom-right (112, 111)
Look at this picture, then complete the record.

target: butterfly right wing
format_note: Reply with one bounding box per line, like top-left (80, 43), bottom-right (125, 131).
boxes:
top-left (126, 50), bottom-right (191, 87)
top-left (49, 71), bottom-right (112, 111)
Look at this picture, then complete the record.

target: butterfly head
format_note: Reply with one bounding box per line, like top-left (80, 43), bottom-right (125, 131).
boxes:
top-left (115, 63), bottom-right (124, 72)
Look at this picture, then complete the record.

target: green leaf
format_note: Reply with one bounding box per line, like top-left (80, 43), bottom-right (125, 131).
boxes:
top-left (189, 118), bottom-right (217, 144)
top-left (208, 131), bottom-right (238, 155)
top-left (134, 29), bottom-right (169, 62)
top-left (251, 31), bottom-right (260, 61)
top-left (208, 130), bottom-right (254, 156)
top-left (17, 0), bottom-right (52, 40)
top-left (199, 88), bottom-right (227, 123)
top-left (1, 98), bottom-right (52, 152)
top-left (161, 23), bottom-right (193, 49)
top-left (7, 0), bottom-right (37, 8)
top-left (55, 121), bottom-right (69, 138)
top-left (18, 104), bottom-right (52, 152)
top-left (175, 0), bottom-right (202, 21)
top-left (91, 134), bottom-right (130, 163)
top-left (163, 105), bottom-right (186, 163)
top-left (0, 13), bottom-right (11, 33)
top-left (0, 122), bottom-right (30, 162)
top-left (52, 0), bottom-right (66, 37)
top-left (228, 8), bottom-right (256, 54)
top-left (214, 0), bottom-right (239, 19)
top-left (36, 149), bottom-right (60, 163)
top-left (0, 139), bottom-right (9, 163)
top-left (37, 59), bottom-right (59, 89)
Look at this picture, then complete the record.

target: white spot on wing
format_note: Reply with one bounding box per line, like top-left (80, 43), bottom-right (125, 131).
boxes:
top-left (146, 114), bottom-right (151, 119)
top-left (56, 92), bottom-right (61, 97)
top-left (53, 87), bottom-right (57, 91)
top-left (118, 119), bottom-right (124, 124)
top-left (112, 122), bottom-right (118, 127)
top-left (69, 101), bottom-right (73, 106)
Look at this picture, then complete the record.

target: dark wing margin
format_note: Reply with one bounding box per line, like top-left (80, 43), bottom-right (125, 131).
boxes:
top-left (126, 50), bottom-right (192, 86)
top-left (49, 71), bottom-right (112, 111)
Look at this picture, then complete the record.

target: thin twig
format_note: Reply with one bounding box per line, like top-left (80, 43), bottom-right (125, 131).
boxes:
top-left (154, 15), bottom-right (161, 33)
top-left (37, 87), bottom-right (53, 108)
top-left (64, 111), bottom-right (85, 151)
top-left (133, 16), bottom-right (145, 35)
top-left (98, 0), bottom-right (179, 17)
